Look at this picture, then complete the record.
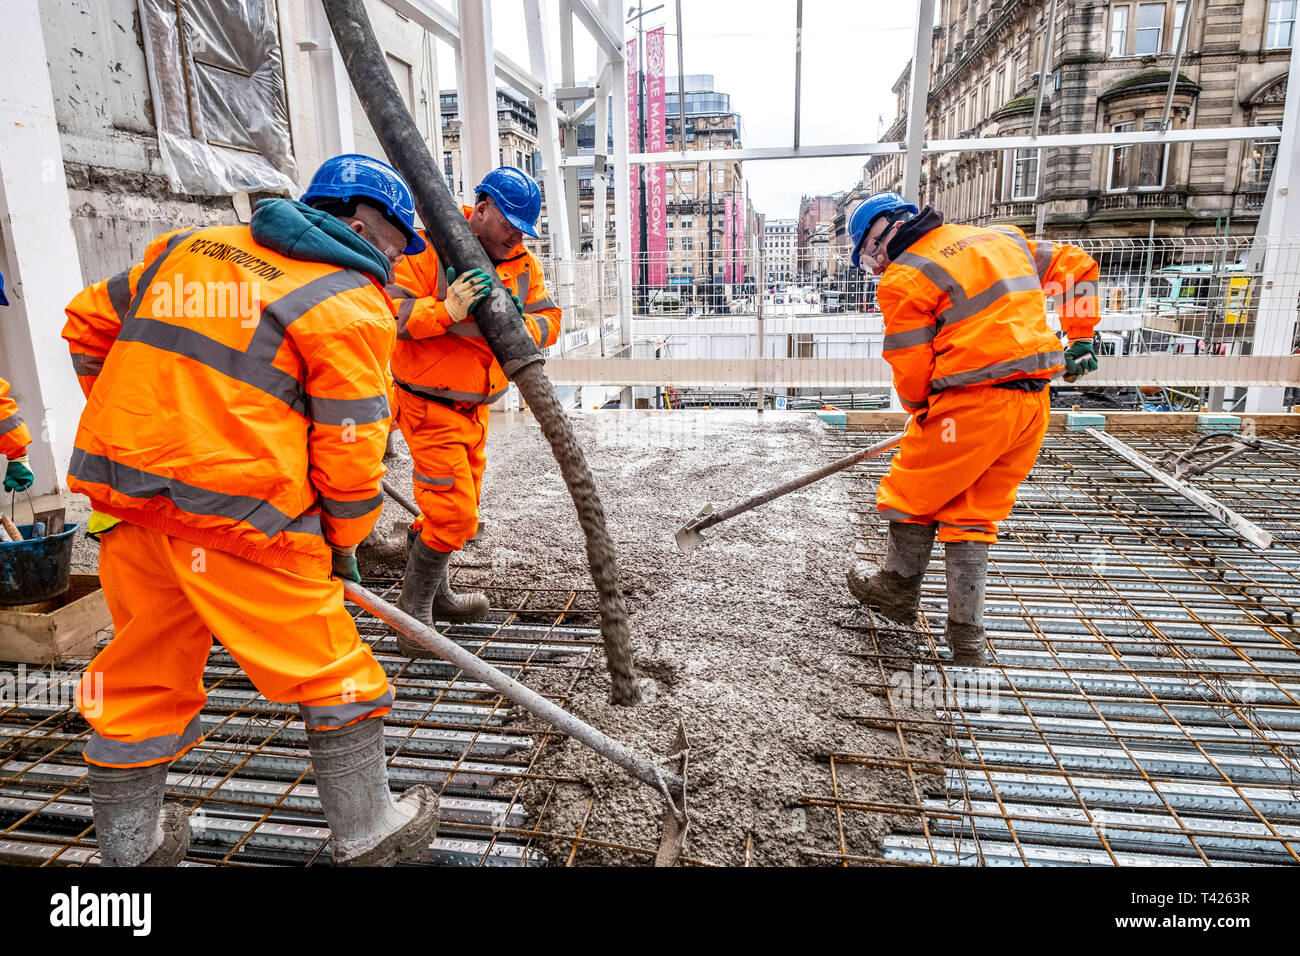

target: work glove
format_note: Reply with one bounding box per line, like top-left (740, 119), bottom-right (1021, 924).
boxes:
top-left (1063, 340), bottom-right (1099, 379)
top-left (4, 456), bottom-right (33, 492)
top-left (443, 267), bottom-right (493, 322)
top-left (330, 546), bottom-right (361, 584)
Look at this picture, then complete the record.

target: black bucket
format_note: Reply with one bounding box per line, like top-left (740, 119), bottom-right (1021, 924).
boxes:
top-left (0, 523), bottom-right (79, 606)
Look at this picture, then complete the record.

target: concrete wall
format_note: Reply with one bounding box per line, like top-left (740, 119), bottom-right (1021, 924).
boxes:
top-left (39, 0), bottom-right (240, 285)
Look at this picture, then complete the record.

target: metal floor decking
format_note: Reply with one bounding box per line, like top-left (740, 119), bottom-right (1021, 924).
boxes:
top-left (806, 421), bottom-right (1300, 866)
top-left (0, 581), bottom-right (653, 866)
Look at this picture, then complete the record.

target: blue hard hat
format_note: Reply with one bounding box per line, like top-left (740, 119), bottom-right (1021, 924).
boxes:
top-left (0, 271), bottom-right (8, 307)
top-left (301, 154), bottom-right (426, 256)
top-left (849, 191), bottom-right (920, 269)
top-left (475, 167), bottom-right (542, 238)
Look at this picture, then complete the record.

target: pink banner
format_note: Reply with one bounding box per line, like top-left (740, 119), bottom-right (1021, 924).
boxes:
top-left (625, 38), bottom-right (639, 261)
top-left (723, 195), bottom-right (733, 285)
top-left (646, 27), bottom-right (667, 287)
top-left (735, 196), bottom-right (746, 285)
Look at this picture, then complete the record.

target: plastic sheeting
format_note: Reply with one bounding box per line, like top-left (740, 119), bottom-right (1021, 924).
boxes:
top-left (137, 0), bottom-right (298, 196)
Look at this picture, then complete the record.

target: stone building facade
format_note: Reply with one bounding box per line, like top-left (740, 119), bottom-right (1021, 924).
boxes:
top-left (866, 0), bottom-right (1291, 238)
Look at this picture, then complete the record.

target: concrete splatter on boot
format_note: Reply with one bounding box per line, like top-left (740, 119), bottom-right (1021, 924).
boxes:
top-left (87, 763), bottom-right (190, 867)
top-left (306, 717), bottom-right (439, 866)
top-left (396, 536), bottom-right (442, 658)
top-left (847, 522), bottom-right (937, 623)
top-left (945, 539), bottom-right (989, 666)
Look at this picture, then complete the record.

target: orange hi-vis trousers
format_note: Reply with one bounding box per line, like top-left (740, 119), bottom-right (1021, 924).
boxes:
top-left (77, 521), bottom-right (394, 768)
top-left (396, 387), bottom-right (490, 553)
top-left (876, 385), bottom-right (1051, 543)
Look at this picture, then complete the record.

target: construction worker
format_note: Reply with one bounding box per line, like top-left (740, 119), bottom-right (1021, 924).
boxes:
top-left (62, 154), bottom-right (439, 867)
top-left (387, 166), bottom-right (560, 654)
top-left (845, 191), bottom-right (1099, 665)
top-left (0, 272), bottom-right (35, 494)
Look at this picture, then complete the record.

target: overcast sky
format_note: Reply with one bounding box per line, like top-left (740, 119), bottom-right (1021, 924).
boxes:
top-left (444, 0), bottom-right (922, 221)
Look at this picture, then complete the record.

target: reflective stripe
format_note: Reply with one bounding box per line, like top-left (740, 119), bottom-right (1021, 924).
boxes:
top-left (515, 270), bottom-right (530, 304)
top-left (892, 251), bottom-right (965, 308)
top-left (940, 521), bottom-right (993, 532)
top-left (898, 395), bottom-right (929, 411)
top-left (0, 414), bottom-right (24, 434)
top-left (414, 470), bottom-right (455, 487)
top-left (484, 385), bottom-right (510, 404)
top-left (532, 315), bottom-right (551, 345)
top-left (308, 393), bottom-right (390, 427)
top-left (524, 295), bottom-right (557, 313)
top-left (1064, 279), bottom-right (1099, 300)
top-left (879, 508), bottom-right (922, 521)
top-left (299, 689), bottom-right (395, 730)
top-left (990, 226), bottom-right (1035, 271)
top-left (115, 316), bottom-right (305, 412)
top-left (394, 377), bottom-right (492, 405)
top-left (387, 283), bottom-right (419, 300)
top-left (1034, 241), bottom-right (1055, 283)
top-left (883, 325), bottom-right (937, 351)
top-left (106, 269), bottom-right (133, 322)
top-left (260, 270), bottom-right (371, 331)
top-left (447, 321), bottom-right (484, 339)
top-left (940, 274), bottom-right (1043, 328)
top-left (319, 492), bottom-right (383, 519)
top-left (126, 228), bottom-right (201, 320)
top-left (71, 352), bottom-right (105, 377)
top-left (69, 448), bottom-right (322, 540)
top-left (84, 714), bottom-right (204, 767)
top-left (931, 350), bottom-right (1064, 391)
top-left (121, 270), bottom-right (375, 422)
top-left (436, 269), bottom-right (448, 299)
top-left (396, 297), bottom-right (416, 340)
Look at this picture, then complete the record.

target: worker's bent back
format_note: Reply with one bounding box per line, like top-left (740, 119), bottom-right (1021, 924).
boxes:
top-left (63, 219), bottom-right (396, 578)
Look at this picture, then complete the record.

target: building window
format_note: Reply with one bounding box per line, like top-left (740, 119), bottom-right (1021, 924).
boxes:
top-left (681, 170), bottom-right (694, 186)
top-left (681, 216), bottom-right (693, 228)
top-left (681, 236), bottom-right (694, 251)
top-left (1172, 1), bottom-right (1187, 49)
top-left (1111, 5), bottom-right (1129, 55)
top-left (1135, 3), bottom-right (1165, 54)
top-left (1109, 120), bottom-right (1167, 190)
top-left (1268, 0), bottom-right (1296, 48)
top-left (1244, 141), bottom-right (1278, 186)
top-left (667, 237), bottom-right (674, 251)
top-left (443, 151), bottom-right (453, 180)
top-left (1010, 148), bottom-right (1040, 200)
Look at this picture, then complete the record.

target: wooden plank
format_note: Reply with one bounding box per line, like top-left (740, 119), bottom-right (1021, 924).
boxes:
top-left (0, 575), bottom-right (110, 665)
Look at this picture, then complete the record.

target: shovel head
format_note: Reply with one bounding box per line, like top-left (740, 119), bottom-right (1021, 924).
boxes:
top-left (654, 717), bottom-right (690, 867)
top-left (673, 504), bottom-right (715, 554)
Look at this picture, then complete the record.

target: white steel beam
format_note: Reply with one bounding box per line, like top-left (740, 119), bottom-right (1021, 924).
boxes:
top-left (523, 0), bottom-right (574, 343)
top-left (560, 125), bottom-right (1283, 167)
top-left (0, 0), bottom-right (87, 518)
top-left (604, 0), bottom-right (632, 340)
top-left (455, 0), bottom-right (500, 194)
top-left (302, 0), bottom-right (356, 157)
top-left (904, 0), bottom-right (936, 199)
top-left (571, 0), bottom-right (624, 61)
top-left (542, 354), bottom-right (1300, 389)
top-left (385, 0), bottom-right (544, 97)
top-left (1248, 34), bottom-right (1300, 412)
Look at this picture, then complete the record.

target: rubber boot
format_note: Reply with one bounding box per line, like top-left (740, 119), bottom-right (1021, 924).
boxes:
top-left (428, 545), bottom-right (489, 624)
top-left (306, 717), bottom-right (439, 866)
top-left (87, 763), bottom-right (190, 867)
top-left (847, 522), bottom-right (937, 623)
top-left (945, 540), bottom-right (989, 666)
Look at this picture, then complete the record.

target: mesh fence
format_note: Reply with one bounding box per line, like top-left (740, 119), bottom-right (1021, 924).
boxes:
top-left (535, 237), bottom-right (1300, 410)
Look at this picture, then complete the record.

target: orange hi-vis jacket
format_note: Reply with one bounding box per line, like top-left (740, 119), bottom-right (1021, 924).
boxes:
top-left (877, 222), bottom-right (1099, 415)
top-left (389, 209), bottom-right (561, 405)
top-left (63, 223), bottom-right (397, 577)
top-left (0, 377), bottom-right (31, 460)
